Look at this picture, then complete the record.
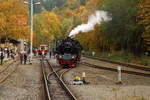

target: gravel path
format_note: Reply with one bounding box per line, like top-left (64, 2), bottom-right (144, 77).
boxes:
top-left (0, 59), bottom-right (45, 100)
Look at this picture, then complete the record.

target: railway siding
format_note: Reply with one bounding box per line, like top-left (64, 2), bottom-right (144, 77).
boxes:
top-left (62, 64), bottom-right (150, 100)
top-left (84, 56), bottom-right (150, 71)
top-left (82, 57), bottom-right (150, 75)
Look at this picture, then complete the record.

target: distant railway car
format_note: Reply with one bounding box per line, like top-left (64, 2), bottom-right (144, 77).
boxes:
top-left (55, 37), bottom-right (82, 68)
top-left (38, 45), bottom-right (48, 55)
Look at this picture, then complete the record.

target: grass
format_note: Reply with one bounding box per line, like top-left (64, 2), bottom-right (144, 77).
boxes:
top-left (84, 51), bottom-right (150, 66)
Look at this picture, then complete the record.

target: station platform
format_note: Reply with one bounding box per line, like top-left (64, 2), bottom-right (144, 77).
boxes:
top-left (0, 57), bottom-right (45, 100)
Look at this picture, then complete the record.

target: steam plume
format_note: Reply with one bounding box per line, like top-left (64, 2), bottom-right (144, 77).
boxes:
top-left (69, 11), bottom-right (111, 37)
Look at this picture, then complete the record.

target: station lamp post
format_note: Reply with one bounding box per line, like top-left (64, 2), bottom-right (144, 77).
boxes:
top-left (24, 0), bottom-right (40, 62)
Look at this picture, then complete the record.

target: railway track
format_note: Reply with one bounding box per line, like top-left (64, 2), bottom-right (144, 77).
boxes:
top-left (0, 60), bottom-right (19, 84)
top-left (81, 61), bottom-right (150, 77)
top-left (41, 58), bottom-right (77, 100)
top-left (84, 56), bottom-right (150, 72)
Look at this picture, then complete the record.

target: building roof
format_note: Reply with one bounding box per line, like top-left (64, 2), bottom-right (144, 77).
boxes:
top-left (0, 37), bottom-right (20, 44)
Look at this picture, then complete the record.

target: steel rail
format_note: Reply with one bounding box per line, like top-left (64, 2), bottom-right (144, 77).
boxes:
top-left (0, 60), bottom-right (17, 73)
top-left (47, 68), bottom-right (62, 81)
top-left (40, 59), bottom-right (51, 100)
top-left (81, 62), bottom-right (150, 77)
top-left (84, 56), bottom-right (150, 72)
top-left (46, 59), bottom-right (78, 100)
top-left (59, 68), bottom-right (78, 100)
top-left (0, 61), bottom-right (19, 84)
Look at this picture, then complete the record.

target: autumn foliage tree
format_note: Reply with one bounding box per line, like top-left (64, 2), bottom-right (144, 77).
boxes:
top-left (35, 0), bottom-right (149, 57)
top-left (33, 10), bottom-right (62, 46)
top-left (137, 0), bottom-right (150, 52)
top-left (0, 0), bottom-right (29, 40)
top-left (76, 24), bottom-right (112, 52)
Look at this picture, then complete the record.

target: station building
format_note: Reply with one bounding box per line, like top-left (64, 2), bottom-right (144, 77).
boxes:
top-left (0, 37), bottom-right (28, 53)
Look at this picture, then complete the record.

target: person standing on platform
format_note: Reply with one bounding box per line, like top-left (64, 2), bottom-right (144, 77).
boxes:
top-left (7, 48), bottom-right (10, 58)
top-left (24, 53), bottom-right (27, 64)
top-left (10, 49), bottom-right (15, 60)
top-left (20, 52), bottom-right (24, 64)
top-left (0, 48), bottom-right (4, 65)
top-left (49, 50), bottom-right (51, 58)
top-left (28, 54), bottom-right (32, 64)
top-left (4, 48), bottom-right (7, 58)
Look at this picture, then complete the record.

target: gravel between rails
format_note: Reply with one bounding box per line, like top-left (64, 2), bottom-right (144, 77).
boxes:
top-left (0, 59), bottom-right (14, 72)
top-left (46, 58), bottom-right (75, 100)
top-left (62, 62), bottom-right (150, 100)
top-left (0, 59), bottom-right (45, 100)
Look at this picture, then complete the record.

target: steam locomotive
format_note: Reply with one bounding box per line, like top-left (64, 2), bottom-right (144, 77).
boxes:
top-left (55, 37), bottom-right (82, 68)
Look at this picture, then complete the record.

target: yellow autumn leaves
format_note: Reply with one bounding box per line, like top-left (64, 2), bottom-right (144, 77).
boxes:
top-left (0, 0), bottom-right (29, 40)
top-left (0, 0), bottom-right (149, 53)
top-left (33, 10), bottom-right (62, 46)
top-left (138, 0), bottom-right (150, 51)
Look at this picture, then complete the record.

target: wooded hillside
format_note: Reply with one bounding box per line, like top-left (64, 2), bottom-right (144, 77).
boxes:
top-left (0, 0), bottom-right (149, 56)
top-left (34, 0), bottom-right (150, 56)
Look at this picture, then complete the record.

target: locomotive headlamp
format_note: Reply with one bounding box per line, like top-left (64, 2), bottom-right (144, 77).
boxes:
top-left (59, 55), bottom-right (62, 58)
top-left (72, 55), bottom-right (76, 59)
top-left (72, 56), bottom-right (75, 59)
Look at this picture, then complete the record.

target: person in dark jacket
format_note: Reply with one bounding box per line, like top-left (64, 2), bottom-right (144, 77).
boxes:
top-left (49, 50), bottom-right (51, 58)
top-left (24, 53), bottom-right (27, 64)
top-left (20, 53), bottom-right (24, 64)
top-left (0, 48), bottom-right (4, 65)
top-left (10, 50), bottom-right (15, 60)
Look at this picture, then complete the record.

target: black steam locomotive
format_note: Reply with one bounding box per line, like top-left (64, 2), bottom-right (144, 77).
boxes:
top-left (55, 37), bottom-right (82, 68)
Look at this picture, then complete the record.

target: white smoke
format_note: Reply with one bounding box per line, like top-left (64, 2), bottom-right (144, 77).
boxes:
top-left (69, 11), bottom-right (111, 37)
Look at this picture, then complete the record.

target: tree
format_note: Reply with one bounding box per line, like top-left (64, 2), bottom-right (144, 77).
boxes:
top-left (101, 0), bottom-right (144, 55)
top-left (66, 0), bottom-right (80, 10)
top-left (86, 0), bottom-right (103, 12)
top-left (137, 0), bottom-right (150, 52)
top-left (41, 0), bottom-right (66, 11)
top-left (34, 10), bottom-right (62, 45)
top-left (61, 18), bottom-right (72, 36)
top-left (0, 0), bottom-right (29, 40)
top-left (80, 0), bottom-right (86, 5)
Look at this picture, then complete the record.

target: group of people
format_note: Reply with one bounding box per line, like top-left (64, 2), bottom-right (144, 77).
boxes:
top-left (19, 52), bottom-right (31, 64)
top-left (0, 48), bottom-right (15, 65)
top-left (0, 46), bottom-right (55, 65)
top-left (19, 52), bottom-right (28, 64)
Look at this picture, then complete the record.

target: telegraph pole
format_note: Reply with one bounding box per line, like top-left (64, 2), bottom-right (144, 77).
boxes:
top-left (24, 0), bottom-right (40, 63)
top-left (30, 0), bottom-right (33, 62)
